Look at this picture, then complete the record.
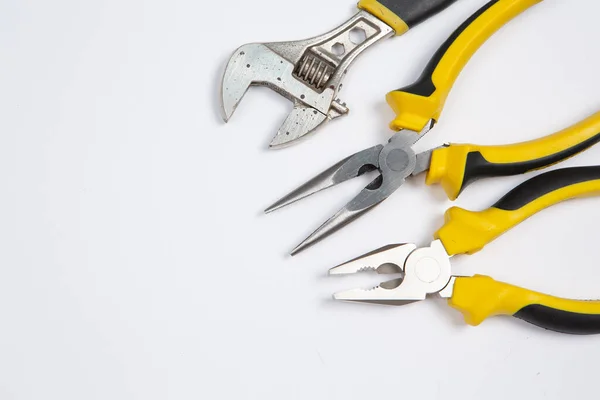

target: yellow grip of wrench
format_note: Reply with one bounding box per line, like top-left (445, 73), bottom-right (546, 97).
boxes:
top-left (386, 0), bottom-right (543, 132)
top-left (426, 112), bottom-right (600, 200)
top-left (434, 168), bottom-right (600, 256)
top-left (450, 275), bottom-right (600, 334)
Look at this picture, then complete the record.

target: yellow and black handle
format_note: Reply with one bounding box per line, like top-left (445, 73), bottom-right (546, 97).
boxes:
top-left (434, 166), bottom-right (600, 334)
top-left (426, 112), bottom-right (600, 200)
top-left (449, 275), bottom-right (600, 335)
top-left (386, 0), bottom-right (543, 132)
top-left (358, 0), bottom-right (459, 35)
top-left (435, 166), bottom-right (600, 256)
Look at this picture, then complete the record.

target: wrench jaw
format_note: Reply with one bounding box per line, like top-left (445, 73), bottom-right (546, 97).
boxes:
top-left (220, 42), bottom-right (335, 146)
top-left (269, 102), bottom-right (329, 149)
top-left (220, 43), bottom-right (298, 122)
top-left (269, 97), bottom-right (355, 148)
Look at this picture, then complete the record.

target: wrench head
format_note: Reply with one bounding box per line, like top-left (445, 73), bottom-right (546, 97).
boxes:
top-left (221, 43), bottom-right (298, 122)
top-left (220, 42), bottom-right (334, 148)
top-left (219, 11), bottom-right (395, 148)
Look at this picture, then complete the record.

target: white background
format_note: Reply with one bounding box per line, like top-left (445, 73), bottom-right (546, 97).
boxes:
top-left (2, 0), bottom-right (600, 398)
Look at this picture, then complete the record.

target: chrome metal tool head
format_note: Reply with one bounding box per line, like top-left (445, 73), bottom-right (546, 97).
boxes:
top-left (220, 11), bottom-right (394, 148)
top-left (329, 240), bottom-right (467, 305)
top-left (265, 121), bottom-right (438, 254)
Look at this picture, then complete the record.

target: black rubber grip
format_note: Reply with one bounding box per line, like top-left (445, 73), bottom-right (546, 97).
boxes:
top-left (515, 305), bottom-right (600, 335)
top-left (459, 132), bottom-right (600, 196)
top-left (398, 0), bottom-right (499, 97)
top-left (492, 166), bottom-right (600, 211)
top-left (377, 0), bottom-right (460, 27)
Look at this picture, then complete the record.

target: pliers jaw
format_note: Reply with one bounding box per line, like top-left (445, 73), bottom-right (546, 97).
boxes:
top-left (264, 144), bottom-right (385, 214)
top-left (330, 240), bottom-right (460, 305)
top-left (266, 121), bottom-right (436, 255)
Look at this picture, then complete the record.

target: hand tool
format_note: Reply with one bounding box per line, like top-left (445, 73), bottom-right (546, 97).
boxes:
top-left (273, 111), bottom-right (600, 255)
top-left (266, 0), bottom-right (598, 256)
top-left (220, 0), bottom-right (461, 148)
top-left (329, 166), bottom-right (600, 335)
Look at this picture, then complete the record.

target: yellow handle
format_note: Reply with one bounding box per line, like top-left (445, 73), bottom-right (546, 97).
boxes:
top-left (435, 167), bottom-right (600, 256)
top-left (450, 275), bottom-right (600, 334)
top-left (426, 112), bottom-right (600, 200)
top-left (387, 0), bottom-right (543, 132)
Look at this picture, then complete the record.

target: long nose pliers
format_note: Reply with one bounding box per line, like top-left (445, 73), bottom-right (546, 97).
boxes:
top-left (264, 0), bottom-right (600, 256)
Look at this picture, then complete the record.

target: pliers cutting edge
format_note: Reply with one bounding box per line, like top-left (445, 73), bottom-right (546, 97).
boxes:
top-left (266, 0), bottom-right (600, 256)
top-left (330, 166), bottom-right (600, 335)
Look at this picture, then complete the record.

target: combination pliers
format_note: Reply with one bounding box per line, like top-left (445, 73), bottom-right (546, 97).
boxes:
top-left (330, 166), bottom-right (600, 335)
top-left (265, 0), bottom-right (600, 256)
